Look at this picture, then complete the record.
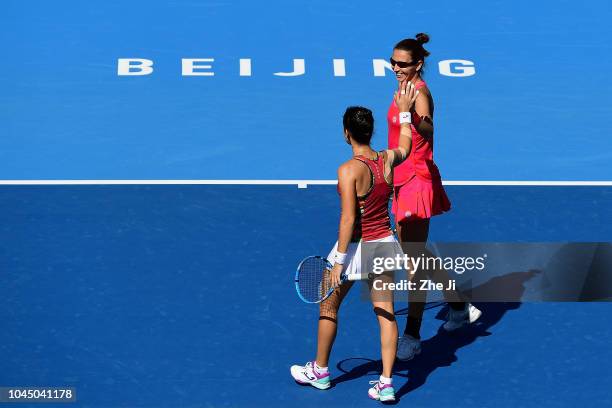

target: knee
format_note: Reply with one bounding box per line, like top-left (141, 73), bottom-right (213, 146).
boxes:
top-left (318, 315), bottom-right (337, 324)
top-left (373, 306), bottom-right (396, 322)
top-left (319, 302), bottom-right (339, 322)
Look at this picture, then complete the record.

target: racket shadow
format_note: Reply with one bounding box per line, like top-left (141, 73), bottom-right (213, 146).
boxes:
top-left (332, 357), bottom-right (383, 388)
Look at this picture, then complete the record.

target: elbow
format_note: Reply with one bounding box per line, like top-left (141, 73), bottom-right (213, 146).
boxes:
top-left (419, 124), bottom-right (434, 140)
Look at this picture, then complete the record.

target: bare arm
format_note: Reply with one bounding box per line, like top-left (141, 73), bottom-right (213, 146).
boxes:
top-left (330, 162), bottom-right (358, 288)
top-left (386, 81), bottom-right (418, 171)
top-left (413, 87), bottom-right (434, 140)
top-left (336, 162), bottom-right (357, 254)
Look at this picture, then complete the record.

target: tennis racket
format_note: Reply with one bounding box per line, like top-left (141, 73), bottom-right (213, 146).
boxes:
top-left (295, 256), bottom-right (346, 303)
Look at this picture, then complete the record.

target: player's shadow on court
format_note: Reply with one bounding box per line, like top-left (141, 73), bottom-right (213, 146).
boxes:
top-left (333, 270), bottom-right (540, 402)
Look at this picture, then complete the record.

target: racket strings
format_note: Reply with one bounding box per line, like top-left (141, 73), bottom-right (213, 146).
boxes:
top-left (297, 257), bottom-right (333, 303)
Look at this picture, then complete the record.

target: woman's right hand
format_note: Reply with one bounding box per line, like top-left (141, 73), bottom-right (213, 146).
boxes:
top-left (330, 263), bottom-right (344, 289)
top-left (394, 80), bottom-right (419, 113)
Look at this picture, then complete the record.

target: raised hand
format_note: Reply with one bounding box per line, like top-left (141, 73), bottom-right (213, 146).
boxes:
top-left (394, 80), bottom-right (419, 113)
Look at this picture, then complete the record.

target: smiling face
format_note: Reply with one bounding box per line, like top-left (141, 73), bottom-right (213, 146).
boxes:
top-left (391, 49), bottom-right (423, 83)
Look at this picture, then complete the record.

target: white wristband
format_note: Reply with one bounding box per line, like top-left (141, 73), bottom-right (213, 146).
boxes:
top-left (334, 251), bottom-right (347, 265)
top-left (399, 112), bottom-right (412, 124)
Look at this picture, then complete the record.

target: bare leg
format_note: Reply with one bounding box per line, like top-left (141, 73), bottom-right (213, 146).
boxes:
top-left (315, 281), bottom-right (353, 367)
top-left (315, 318), bottom-right (337, 367)
top-left (397, 218), bottom-right (430, 339)
top-left (397, 218), bottom-right (466, 338)
top-left (370, 275), bottom-right (397, 378)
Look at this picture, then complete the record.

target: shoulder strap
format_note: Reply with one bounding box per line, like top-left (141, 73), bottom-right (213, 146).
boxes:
top-left (414, 79), bottom-right (427, 90)
top-left (352, 156), bottom-right (375, 198)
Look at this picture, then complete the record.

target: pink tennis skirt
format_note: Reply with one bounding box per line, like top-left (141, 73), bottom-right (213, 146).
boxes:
top-left (392, 175), bottom-right (451, 222)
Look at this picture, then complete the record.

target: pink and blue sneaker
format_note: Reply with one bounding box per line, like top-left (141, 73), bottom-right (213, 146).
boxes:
top-left (290, 361), bottom-right (331, 390)
top-left (368, 380), bottom-right (396, 402)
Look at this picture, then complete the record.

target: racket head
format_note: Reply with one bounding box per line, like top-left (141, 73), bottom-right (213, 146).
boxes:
top-left (295, 256), bottom-right (335, 303)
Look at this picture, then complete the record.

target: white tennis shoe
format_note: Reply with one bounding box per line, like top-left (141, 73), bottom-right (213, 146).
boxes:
top-left (443, 303), bottom-right (482, 331)
top-left (290, 361), bottom-right (331, 390)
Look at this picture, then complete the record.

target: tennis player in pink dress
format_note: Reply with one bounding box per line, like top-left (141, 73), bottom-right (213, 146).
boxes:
top-left (387, 33), bottom-right (482, 360)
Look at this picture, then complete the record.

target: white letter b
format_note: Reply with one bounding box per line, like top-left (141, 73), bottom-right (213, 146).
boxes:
top-left (117, 58), bottom-right (153, 76)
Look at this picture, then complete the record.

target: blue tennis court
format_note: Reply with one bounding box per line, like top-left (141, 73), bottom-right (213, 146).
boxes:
top-left (2, 1), bottom-right (612, 407)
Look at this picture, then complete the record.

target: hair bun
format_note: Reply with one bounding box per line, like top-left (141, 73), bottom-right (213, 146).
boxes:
top-left (415, 33), bottom-right (430, 44)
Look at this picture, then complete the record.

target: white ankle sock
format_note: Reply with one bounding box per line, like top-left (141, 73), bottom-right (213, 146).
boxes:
top-left (314, 362), bottom-right (328, 375)
top-left (379, 375), bottom-right (392, 385)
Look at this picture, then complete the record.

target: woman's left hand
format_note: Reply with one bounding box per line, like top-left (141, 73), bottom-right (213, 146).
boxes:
top-left (330, 263), bottom-right (344, 289)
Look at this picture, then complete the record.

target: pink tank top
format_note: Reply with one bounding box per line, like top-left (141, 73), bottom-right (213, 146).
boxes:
top-left (387, 80), bottom-right (442, 186)
top-left (337, 153), bottom-right (393, 242)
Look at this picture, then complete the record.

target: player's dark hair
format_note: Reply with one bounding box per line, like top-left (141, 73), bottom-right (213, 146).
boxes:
top-left (343, 106), bottom-right (374, 145)
top-left (394, 33), bottom-right (430, 74)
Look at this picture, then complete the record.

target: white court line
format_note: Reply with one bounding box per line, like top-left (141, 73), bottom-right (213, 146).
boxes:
top-left (0, 180), bottom-right (611, 187)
